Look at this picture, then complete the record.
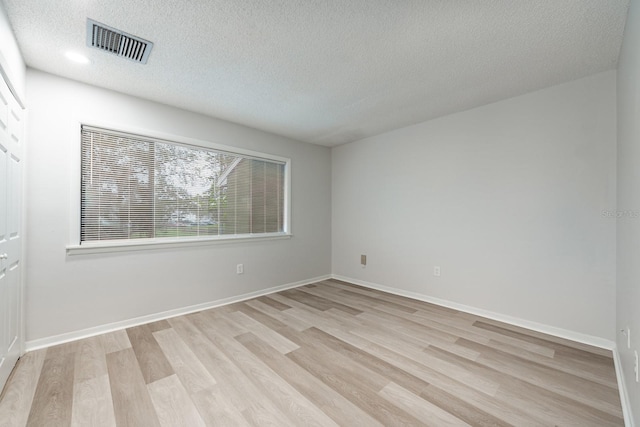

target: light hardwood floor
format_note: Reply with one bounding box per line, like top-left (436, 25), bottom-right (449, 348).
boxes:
top-left (0, 280), bottom-right (624, 426)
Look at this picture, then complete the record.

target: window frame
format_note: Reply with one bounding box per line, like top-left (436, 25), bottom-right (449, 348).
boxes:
top-left (67, 121), bottom-right (291, 256)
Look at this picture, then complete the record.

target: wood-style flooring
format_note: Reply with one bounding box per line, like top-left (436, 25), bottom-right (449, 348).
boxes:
top-left (0, 279), bottom-right (624, 426)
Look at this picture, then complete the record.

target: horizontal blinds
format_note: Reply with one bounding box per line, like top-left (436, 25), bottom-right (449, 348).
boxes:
top-left (80, 126), bottom-right (285, 243)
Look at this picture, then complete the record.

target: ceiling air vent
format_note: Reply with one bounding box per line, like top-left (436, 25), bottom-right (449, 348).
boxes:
top-left (86, 19), bottom-right (153, 64)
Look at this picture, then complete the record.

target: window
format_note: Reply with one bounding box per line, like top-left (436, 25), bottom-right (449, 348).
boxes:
top-left (80, 125), bottom-right (288, 245)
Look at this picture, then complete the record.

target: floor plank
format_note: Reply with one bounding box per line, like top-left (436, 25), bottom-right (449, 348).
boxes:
top-left (147, 374), bottom-right (206, 427)
top-left (454, 338), bottom-right (622, 417)
top-left (152, 328), bottom-right (217, 394)
top-left (167, 315), bottom-right (254, 413)
top-left (106, 348), bottom-right (161, 427)
top-left (379, 382), bottom-right (471, 427)
top-left (70, 374), bottom-right (116, 427)
top-left (26, 352), bottom-right (75, 427)
top-left (284, 333), bottom-right (422, 426)
top-left (191, 385), bottom-right (247, 427)
top-left (236, 331), bottom-right (383, 427)
top-left (74, 336), bottom-right (107, 383)
top-left (227, 310), bottom-right (299, 354)
top-left (100, 330), bottom-right (132, 354)
top-left (256, 295), bottom-right (291, 311)
top-left (0, 350), bottom-right (46, 427)
top-left (126, 324), bottom-right (174, 384)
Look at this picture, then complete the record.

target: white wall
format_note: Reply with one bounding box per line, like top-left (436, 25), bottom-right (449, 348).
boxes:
top-left (25, 69), bottom-right (331, 343)
top-left (333, 71), bottom-right (617, 342)
top-left (617, 0), bottom-right (640, 422)
top-left (0, 2), bottom-right (24, 103)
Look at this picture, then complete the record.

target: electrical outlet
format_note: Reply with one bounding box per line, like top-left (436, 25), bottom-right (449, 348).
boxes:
top-left (635, 351), bottom-right (639, 382)
top-left (236, 264), bottom-right (244, 274)
top-left (434, 266), bottom-right (441, 277)
top-left (361, 254), bottom-right (367, 267)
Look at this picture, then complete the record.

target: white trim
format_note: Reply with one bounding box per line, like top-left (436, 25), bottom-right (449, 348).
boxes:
top-left (67, 233), bottom-right (292, 256)
top-left (68, 120), bottom-right (81, 246)
top-left (19, 91), bottom-right (26, 357)
top-left (25, 274), bottom-right (330, 351)
top-left (69, 118), bottom-right (293, 250)
top-left (331, 274), bottom-right (616, 350)
top-left (613, 347), bottom-right (636, 427)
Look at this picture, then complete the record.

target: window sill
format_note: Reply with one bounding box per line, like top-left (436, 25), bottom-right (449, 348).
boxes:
top-left (66, 233), bottom-right (292, 256)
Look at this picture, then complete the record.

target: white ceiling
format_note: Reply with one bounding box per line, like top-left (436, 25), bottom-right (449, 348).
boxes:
top-left (1, 0), bottom-right (630, 146)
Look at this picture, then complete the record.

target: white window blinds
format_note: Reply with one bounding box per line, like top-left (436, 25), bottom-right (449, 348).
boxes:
top-left (80, 126), bottom-right (286, 243)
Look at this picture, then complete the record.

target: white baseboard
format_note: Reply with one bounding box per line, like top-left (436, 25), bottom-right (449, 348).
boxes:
top-left (331, 275), bottom-right (616, 350)
top-left (613, 347), bottom-right (636, 427)
top-left (25, 274), bottom-right (331, 352)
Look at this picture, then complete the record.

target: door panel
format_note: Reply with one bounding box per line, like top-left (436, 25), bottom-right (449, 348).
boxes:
top-left (0, 146), bottom-right (6, 241)
top-left (0, 85), bottom-right (7, 130)
top-left (0, 71), bottom-right (23, 392)
top-left (9, 154), bottom-right (19, 238)
top-left (6, 261), bottom-right (19, 354)
top-left (8, 109), bottom-right (20, 146)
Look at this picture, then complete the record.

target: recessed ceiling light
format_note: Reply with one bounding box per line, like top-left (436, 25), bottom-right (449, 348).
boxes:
top-left (65, 51), bottom-right (90, 64)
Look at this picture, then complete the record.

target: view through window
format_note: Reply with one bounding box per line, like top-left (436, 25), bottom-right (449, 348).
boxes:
top-left (80, 126), bottom-right (287, 243)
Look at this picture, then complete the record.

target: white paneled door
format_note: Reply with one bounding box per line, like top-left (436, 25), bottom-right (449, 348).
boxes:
top-left (0, 72), bottom-right (23, 392)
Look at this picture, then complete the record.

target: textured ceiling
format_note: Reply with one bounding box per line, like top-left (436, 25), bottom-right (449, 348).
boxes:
top-left (1, 0), bottom-right (630, 146)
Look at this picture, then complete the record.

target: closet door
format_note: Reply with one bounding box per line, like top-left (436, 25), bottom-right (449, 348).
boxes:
top-left (0, 72), bottom-right (23, 392)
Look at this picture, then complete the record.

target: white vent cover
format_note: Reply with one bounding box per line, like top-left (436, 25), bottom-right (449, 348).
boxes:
top-left (86, 19), bottom-right (153, 64)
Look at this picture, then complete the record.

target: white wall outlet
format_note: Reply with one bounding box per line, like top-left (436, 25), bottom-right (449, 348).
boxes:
top-left (361, 254), bottom-right (367, 267)
top-left (236, 264), bottom-right (244, 274)
top-left (634, 350), bottom-right (639, 382)
top-left (434, 266), bottom-right (441, 277)
top-left (628, 327), bottom-right (632, 349)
